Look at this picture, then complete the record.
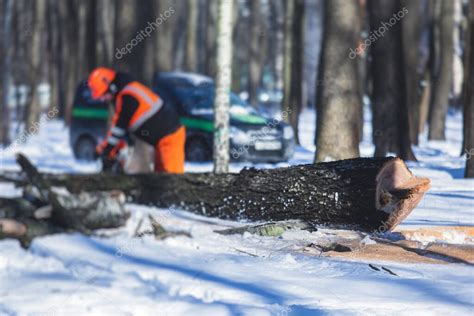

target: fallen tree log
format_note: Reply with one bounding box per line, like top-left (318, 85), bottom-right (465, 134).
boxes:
top-left (40, 157), bottom-right (430, 232)
top-left (0, 155), bottom-right (131, 246)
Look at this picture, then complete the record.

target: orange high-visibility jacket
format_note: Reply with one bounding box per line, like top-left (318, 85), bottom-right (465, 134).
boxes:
top-left (105, 80), bottom-right (181, 148)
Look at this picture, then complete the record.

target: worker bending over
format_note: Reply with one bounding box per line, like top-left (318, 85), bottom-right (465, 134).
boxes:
top-left (88, 67), bottom-right (185, 173)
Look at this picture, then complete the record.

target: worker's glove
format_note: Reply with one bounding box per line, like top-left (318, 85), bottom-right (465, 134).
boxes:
top-left (101, 155), bottom-right (118, 172)
top-left (96, 140), bottom-right (126, 173)
top-left (96, 141), bottom-right (120, 160)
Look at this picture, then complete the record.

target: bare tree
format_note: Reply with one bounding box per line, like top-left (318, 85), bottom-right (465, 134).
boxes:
top-left (185, 0), bottom-right (198, 71)
top-left (415, 0), bottom-right (433, 137)
top-left (24, 0), bottom-right (46, 132)
top-left (464, 0), bottom-right (474, 178)
top-left (247, 0), bottom-right (265, 107)
top-left (113, 0), bottom-right (154, 172)
top-left (428, 0), bottom-right (454, 140)
top-left (85, 0), bottom-right (98, 71)
top-left (315, 0), bottom-right (361, 162)
top-left (368, 0), bottom-right (416, 160)
top-left (401, 0), bottom-right (423, 145)
top-left (113, 0), bottom-right (135, 72)
top-left (213, 0), bottom-right (234, 173)
top-left (153, 0), bottom-right (178, 73)
top-left (231, 3), bottom-right (249, 92)
top-left (133, 0), bottom-right (154, 85)
top-left (282, 0), bottom-right (304, 144)
top-left (204, 0), bottom-right (217, 77)
top-left (269, 0), bottom-right (285, 92)
top-left (96, 0), bottom-right (115, 67)
top-left (75, 0), bottom-right (88, 80)
top-left (0, 0), bottom-right (14, 145)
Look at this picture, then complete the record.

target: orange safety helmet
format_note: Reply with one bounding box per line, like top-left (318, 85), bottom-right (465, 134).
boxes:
top-left (88, 67), bottom-right (117, 99)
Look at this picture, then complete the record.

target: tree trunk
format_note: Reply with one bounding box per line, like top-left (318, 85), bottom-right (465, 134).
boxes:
top-left (282, 0), bottom-right (294, 119)
top-left (231, 5), bottom-right (249, 92)
top-left (0, 0), bottom-right (14, 145)
top-left (416, 0), bottom-right (434, 135)
top-left (113, 0), bottom-right (135, 72)
top-left (24, 0), bottom-right (47, 132)
top-left (315, 0), bottom-right (361, 162)
top-left (204, 0), bottom-right (217, 77)
top-left (76, 0), bottom-right (89, 80)
top-left (270, 0), bottom-right (285, 93)
top-left (464, 0), bottom-right (474, 178)
top-left (418, 72), bottom-right (431, 134)
top-left (133, 0), bottom-right (154, 85)
top-left (213, 0), bottom-right (234, 174)
top-left (153, 1), bottom-right (177, 73)
top-left (86, 0), bottom-right (98, 71)
top-left (95, 0), bottom-right (115, 67)
top-left (185, 0), bottom-right (198, 72)
top-left (0, 154), bottom-right (130, 246)
top-left (42, 157), bottom-right (431, 232)
top-left (65, 1), bottom-right (82, 124)
top-left (46, 0), bottom-right (60, 117)
top-left (368, 0), bottom-right (416, 160)
top-left (402, 0), bottom-right (423, 145)
top-left (247, 0), bottom-right (265, 107)
top-left (428, 0), bottom-right (454, 140)
top-left (283, 0), bottom-right (304, 145)
top-left (452, 0), bottom-right (464, 106)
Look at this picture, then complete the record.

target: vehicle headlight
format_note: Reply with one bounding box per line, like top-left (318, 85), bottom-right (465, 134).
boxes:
top-left (283, 126), bottom-right (294, 139)
top-left (231, 127), bottom-right (251, 144)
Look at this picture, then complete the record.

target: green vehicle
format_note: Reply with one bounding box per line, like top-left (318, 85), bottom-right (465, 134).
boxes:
top-left (70, 72), bottom-right (295, 162)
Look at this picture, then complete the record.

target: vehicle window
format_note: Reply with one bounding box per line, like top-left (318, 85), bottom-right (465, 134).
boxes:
top-left (175, 87), bottom-right (257, 115)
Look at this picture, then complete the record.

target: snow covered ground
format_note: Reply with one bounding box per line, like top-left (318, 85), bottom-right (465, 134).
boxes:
top-left (0, 108), bottom-right (473, 315)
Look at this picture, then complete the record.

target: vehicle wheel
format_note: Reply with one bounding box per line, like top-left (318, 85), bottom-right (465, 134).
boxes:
top-left (74, 136), bottom-right (97, 161)
top-left (185, 137), bottom-right (212, 162)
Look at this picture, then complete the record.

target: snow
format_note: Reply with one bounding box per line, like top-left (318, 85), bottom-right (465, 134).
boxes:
top-left (0, 108), bottom-right (473, 315)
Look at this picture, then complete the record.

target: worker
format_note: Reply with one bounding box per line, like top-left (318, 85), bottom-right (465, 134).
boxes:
top-left (87, 67), bottom-right (185, 173)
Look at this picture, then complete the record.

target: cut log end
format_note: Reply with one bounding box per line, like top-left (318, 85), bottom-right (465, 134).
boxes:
top-left (376, 158), bottom-right (431, 231)
top-left (0, 219), bottom-right (27, 237)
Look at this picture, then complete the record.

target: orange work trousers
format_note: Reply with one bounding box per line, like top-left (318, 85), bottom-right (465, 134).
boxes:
top-left (154, 126), bottom-right (186, 173)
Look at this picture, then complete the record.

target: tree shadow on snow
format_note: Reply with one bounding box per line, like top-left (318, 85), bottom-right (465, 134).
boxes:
top-left (83, 238), bottom-right (326, 315)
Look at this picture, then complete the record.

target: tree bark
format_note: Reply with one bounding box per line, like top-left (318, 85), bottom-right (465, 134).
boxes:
top-left (368, 0), bottom-right (416, 160)
top-left (204, 0), bottom-right (217, 77)
top-left (4, 154), bottom-right (130, 236)
top-left (282, 0), bottom-right (294, 119)
top-left (24, 0), bottom-right (47, 132)
top-left (401, 0), bottom-right (423, 145)
top-left (247, 0), bottom-right (265, 107)
top-left (428, 0), bottom-right (454, 140)
top-left (41, 157), bottom-right (430, 232)
top-left (282, 0), bottom-right (305, 145)
top-left (270, 0), bottom-right (285, 93)
top-left (0, 0), bottom-right (14, 145)
top-left (464, 0), bottom-right (474, 178)
top-left (95, 0), bottom-right (115, 67)
top-left (86, 0), bottom-right (98, 71)
top-left (213, 0), bottom-right (234, 174)
top-left (153, 1), bottom-right (178, 73)
top-left (185, 0), bottom-right (198, 72)
top-left (315, 0), bottom-right (361, 162)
